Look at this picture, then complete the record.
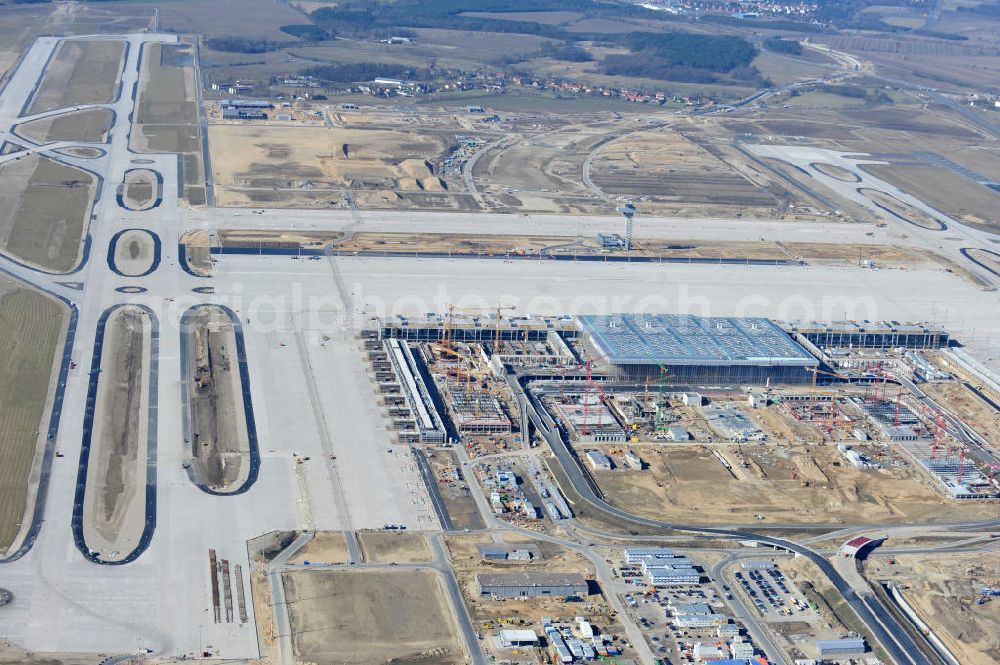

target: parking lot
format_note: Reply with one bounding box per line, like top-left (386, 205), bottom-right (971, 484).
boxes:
top-left (734, 565), bottom-right (815, 620)
top-left (615, 573), bottom-right (759, 663)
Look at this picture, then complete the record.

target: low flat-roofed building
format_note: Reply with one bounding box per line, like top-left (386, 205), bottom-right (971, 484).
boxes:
top-left (477, 544), bottom-right (539, 561)
top-left (717, 624), bottom-right (741, 638)
top-left (624, 547), bottom-right (675, 563)
top-left (476, 572), bottom-right (587, 599)
top-left (730, 640), bottom-right (754, 659)
top-left (781, 320), bottom-right (948, 350)
top-left (669, 601), bottom-right (712, 615)
top-left (816, 638), bottom-right (866, 656)
top-left (676, 613), bottom-right (730, 628)
top-left (640, 557), bottom-right (692, 571)
top-left (740, 560), bottom-right (775, 571)
top-left (649, 567), bottom-right (701, 586)
top-left (495, 629), bottom-right (538, 648)
top-left (693, 643), bottom-right (727, 660)
top-left (586, 450), bottom-right (612, 470)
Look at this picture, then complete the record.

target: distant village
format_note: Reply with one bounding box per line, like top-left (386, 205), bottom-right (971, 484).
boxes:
top-left (211, 68), bottom-right (718, 109)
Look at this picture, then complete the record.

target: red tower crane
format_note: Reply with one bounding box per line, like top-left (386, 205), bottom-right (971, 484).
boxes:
top-left (580, 356), bottom-right (594, 436)
top-left (931, 412), bottom-right (944, 460)
top-left (957, 446), bottom-right (968, 486)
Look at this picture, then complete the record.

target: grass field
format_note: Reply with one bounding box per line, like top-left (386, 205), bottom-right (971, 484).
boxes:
top-left (112, 229), bottom-right (156, 276)
top-left (0, 154), bottom-right (96, 272)
top-left (0, 278), bottom-right (67, 553)
top-left (859, 187), bottom-right (945, 230)
top-left (122, 169), bottom-right (158, 211)
top-left (357, 530), bottom-right (432, 564)
top-left (156, 0), bottom-right (304, 39)
top-left (134, 41), bottom-right (204, 203)
top-left (0, 4), bottom-right (59, 84)
top-left (29, 39), bottom-right (124, 114)
top-left (590, 127), bottom-right (777, 207)
top-left (16, 108), bottom-right (113, 143)
top-left (864, 164), bottom-right (1000, 234)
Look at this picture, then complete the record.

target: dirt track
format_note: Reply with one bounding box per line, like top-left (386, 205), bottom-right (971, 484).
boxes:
top-left (186, 305), bottom-right (249, 491)
top-left (83, 306), bottom-right (151, 560)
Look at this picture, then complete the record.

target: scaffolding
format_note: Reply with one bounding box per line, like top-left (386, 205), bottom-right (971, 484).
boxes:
top-left (443, 383), bottom-right (512, 434)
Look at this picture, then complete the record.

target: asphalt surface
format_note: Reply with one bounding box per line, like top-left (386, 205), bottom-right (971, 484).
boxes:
top-left (411, 447), bottom-right (454, 531)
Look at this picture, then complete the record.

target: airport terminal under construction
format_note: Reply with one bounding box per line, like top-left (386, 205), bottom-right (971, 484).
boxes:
top-left (3, 12), bottom-right (1000, 665)
top-left (368, 311), bottom-right (999, 505)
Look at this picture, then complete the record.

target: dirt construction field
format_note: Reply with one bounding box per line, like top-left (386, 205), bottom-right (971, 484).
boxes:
top-left (589, 442), bottom-right (998, 525)
top-left (28, 39), bottom-right (124, 113)
top-left (208, 124), bottom-right (451, 207)
top-left (83, 306), bottom-right (151, 560)
top-left (867, 553), bottom-right (1000, 665)
top-left (0, 154), bottom-right (95, 272)
top-left (357, 530), bottom-right (432, 564)
top-left (185, 305), bottom-right (250, 492)
top-left (282, 569), bottom-right (464, 665)
top-left (16, 108), bottom-right (113, 144)
top-left (286, 531), bottom-right (349, 564)
top-left (121, 169), bottom-right (159, 211)
top-left (589, 128), bottom-right (777, 207)
top-left (0, 277), bottom-right (67, 553)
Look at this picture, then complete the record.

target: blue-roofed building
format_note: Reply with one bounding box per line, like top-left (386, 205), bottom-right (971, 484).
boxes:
top-left (623, 546), bottom-right (675, 563)
top-left (816, 638), bottom-right (866, 656)
top-left (576, 314), bottom-right (819, 385)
